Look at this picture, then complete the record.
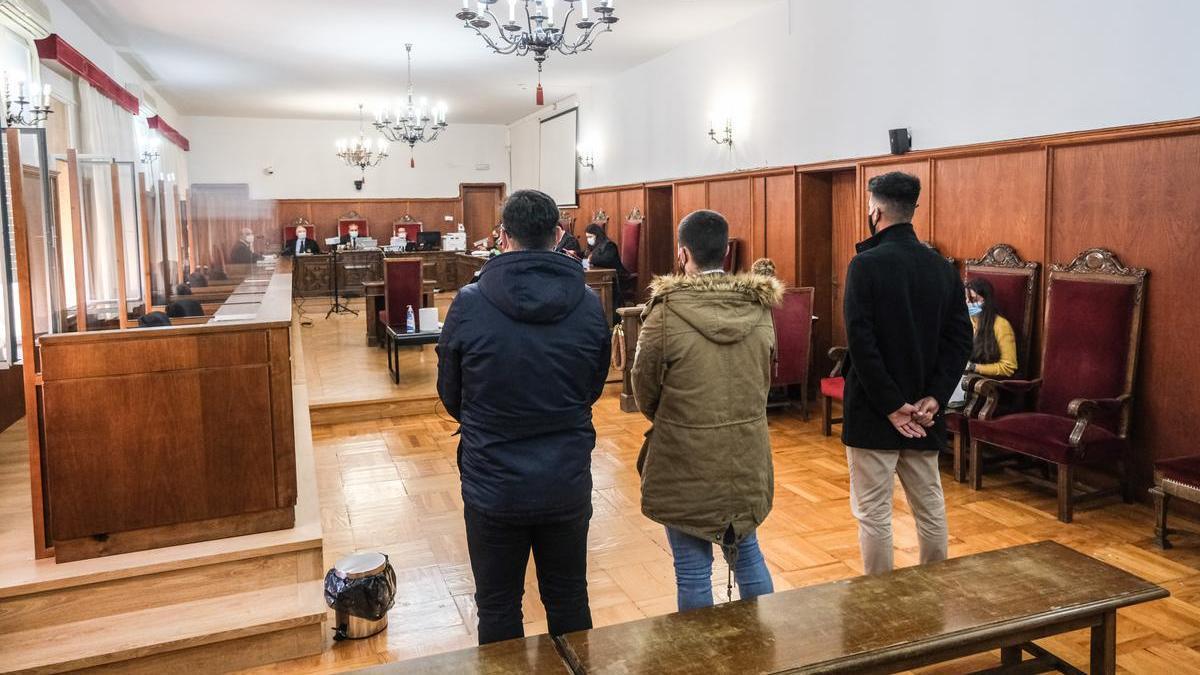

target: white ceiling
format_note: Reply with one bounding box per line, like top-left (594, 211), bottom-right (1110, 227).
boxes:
top-left (63, 0), bottom-right (779, 124)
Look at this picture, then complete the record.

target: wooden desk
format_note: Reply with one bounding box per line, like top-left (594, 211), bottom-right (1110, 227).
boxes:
top-left (453, 253), bottom-right (617, 321)
top-left (34, 271), bottom-right (297, 562)
top-left (617, 305), bottom-right (645, 413)
top-left (557, 541), bottom-right (1166, 674)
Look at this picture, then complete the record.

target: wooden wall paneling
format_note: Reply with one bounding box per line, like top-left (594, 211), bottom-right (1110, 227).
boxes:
top-left (404, 200), bottom-right (461, 234)
top-left (1049, 132), bottom-right (1200, 490)
top-left (594, 191), bottom-right (621, 235)
top-left (673, 182), bottom-right (707, 232)
top-left (64, 150), bottom-right (87, 331)
top-left (764, 173), bottom-right (798, 286)
top-left (6, 128), bottom-right (52, 557)
top-left (931, 150), bottom-right (1047, 266)
top-left (274, 202), bottom-right (312, 239)
top-left (645, 186), bottom-right (676, 281)
top-left (707, 177), bottom-right (752, 270)
top-left (862, 160), bottom-right (932, 240)
top-left (618, 188), bottom-right (645, 221)
top-left (576, 193), bottom-right (596, 229)
top-left (797, 172), bottom-right (834, 383)
top-left (829, 170), bottom-right (859, 343)
top-left (109, 163), bottom-right (130, 329)
top-left (0, 365), bottom-right (23, 431)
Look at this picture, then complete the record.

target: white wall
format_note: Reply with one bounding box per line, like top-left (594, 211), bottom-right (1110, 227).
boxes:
top-left (186, 116), bottom-right (510, 200)
top-left (564, 0), bottom-right (1200, 188)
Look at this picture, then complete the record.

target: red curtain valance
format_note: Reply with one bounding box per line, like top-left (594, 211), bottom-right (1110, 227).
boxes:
top-left (148, 115), bottom-right (190, 152)
top-left (35, 34), bottom-right (139, 115)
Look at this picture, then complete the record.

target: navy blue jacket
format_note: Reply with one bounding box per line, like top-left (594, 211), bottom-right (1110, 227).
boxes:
top-left (436, 250), bottom-right (611, 519)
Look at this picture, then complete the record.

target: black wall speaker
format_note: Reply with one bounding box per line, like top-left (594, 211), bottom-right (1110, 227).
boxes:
top-left (889, 128), bottom-right (911, 155)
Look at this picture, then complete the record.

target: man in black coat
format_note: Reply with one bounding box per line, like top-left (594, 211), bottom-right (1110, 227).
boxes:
top-left (230, 228), bottom-right (262, 264)
top-left (436, 189), bottom-right (611, 645)
top-left (842, 171), bottom-right (972, 576)
top-left (552, 224), bottom-right (582, 258)
top-left (281, 224), bottom-right (321, 256)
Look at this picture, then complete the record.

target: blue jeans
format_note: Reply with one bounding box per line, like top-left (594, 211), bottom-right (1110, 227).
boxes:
top-left (665, 527), bottom-right (774, 612)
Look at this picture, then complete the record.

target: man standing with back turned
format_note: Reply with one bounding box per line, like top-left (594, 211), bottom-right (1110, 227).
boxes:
top-left (436, 189), bottom-right (611, 644)
top-left (842, 172), bottom-right (973, 575)
top-left (632, 210), bottom-right (782, 611)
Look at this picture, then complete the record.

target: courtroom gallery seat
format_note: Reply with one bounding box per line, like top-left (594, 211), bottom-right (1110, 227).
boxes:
top-left (945, 244), bottom-right (1039, 483)
top-left (968, 248), bottom-right (1147, 523)
top-left (619, 208), bottom-right (642, 303)
top-left (770, 286), bottom-right (815, 419)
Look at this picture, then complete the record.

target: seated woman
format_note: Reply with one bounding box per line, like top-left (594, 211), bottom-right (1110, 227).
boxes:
top-left (584, 223), bottom-right (631, 322)
top-left (949, 277), bottom-right (1017, 407)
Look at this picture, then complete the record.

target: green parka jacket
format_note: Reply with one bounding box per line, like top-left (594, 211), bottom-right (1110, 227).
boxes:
top-left (631, 272), bottom-right (783, 548)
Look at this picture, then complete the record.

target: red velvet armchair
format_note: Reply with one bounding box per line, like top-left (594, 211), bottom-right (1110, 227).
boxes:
top-left (967, 249), bottom-right (1147, 522)
top-left (620, 208), bottom-right (643, 303)
top-left (337, 211), bottom-right (369, 238)
top-left (393, 215), bottom-right (422, 243)
top-left (946, 244), bottom-right (1039, 483)
top-left (771, 287), bottom-right (815, 419)
top-left (377, 259), bottom-right (425, 343)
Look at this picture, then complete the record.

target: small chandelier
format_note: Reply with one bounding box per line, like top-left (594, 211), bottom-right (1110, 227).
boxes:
top-left (140, 136), bottom-right (161, 165)
top-left (455, 0), bottom-right (619, 105)
top-left (336, 104), bottom-right (389, 185)
top-left (2, 71), bottom-right (52, 127)
top-left (373, 44), bottom-right (448, 168)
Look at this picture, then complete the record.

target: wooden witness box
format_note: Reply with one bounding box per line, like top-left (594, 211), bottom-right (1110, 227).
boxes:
top-left (35, 281), bottom-right (296, 562)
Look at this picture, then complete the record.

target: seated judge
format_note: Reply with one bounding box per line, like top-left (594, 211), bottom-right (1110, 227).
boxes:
top-left (230, 228), bottom-right (263, 264)
top-left (584, 223), bottom-right (631, 321)
top-left (283, 223), bottom-right (321, 256)
top-left (553, 224), bottom-right (581, 258)
top-left (338, 223), bottom-right (365, 249)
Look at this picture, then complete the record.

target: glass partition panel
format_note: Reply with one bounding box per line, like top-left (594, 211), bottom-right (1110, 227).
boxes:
top-left (115, 162), bottom-right (143, 315)
top-left (14, 129), bottom-right (66, 345)
top-left (161, 177), bottom-right (179, 289)
top-left (77, 156), bottom-right (120, 329)
top-left (144, 175), bottom-right (167, 306)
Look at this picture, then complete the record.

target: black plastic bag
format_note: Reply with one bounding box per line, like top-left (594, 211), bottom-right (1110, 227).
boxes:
top-left (323, 557), bottom-right (397, 622)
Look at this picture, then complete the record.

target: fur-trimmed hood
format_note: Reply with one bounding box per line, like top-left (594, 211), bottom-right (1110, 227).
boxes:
top-left (643, 273), bottom-right (783, 346)
top-left (646, 273), bottom-right (785, 307)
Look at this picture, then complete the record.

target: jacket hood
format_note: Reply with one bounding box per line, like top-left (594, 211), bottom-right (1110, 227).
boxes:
top-left (477, 250), bottom-right (587, 324)
top-left (644, 273), bottom-right (784, 345)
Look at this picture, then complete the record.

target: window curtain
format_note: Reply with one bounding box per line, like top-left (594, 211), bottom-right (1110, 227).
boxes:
top-left (77, 80), bottom-right (137, 313)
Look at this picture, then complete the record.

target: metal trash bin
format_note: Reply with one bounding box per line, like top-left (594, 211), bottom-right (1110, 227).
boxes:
top-left (324, 551), bottom-right (397, 640)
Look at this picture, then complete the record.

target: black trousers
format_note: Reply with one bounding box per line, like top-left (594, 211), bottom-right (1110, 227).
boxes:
top-left (463, 504), bottom-right (592, 645)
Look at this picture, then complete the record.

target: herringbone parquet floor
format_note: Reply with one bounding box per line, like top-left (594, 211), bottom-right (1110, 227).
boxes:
top-left (247, 389), bottom-right (1200, 674)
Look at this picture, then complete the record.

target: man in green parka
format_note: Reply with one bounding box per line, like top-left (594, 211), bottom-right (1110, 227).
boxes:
top-left (631, 209), bottom-right (783, 612)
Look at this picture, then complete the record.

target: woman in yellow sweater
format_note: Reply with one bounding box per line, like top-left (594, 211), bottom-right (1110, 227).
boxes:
top-left (965, 278), bottom-right (1018, 377)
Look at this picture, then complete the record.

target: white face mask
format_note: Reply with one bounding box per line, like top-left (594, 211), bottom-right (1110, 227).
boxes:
top-left (297, 232), bottom-right (306, 240)
top-left (586, 235), bottom-right (597, 246)
top-left (244, 234), bottom-right (254, 244)
top-left (349, 231), bottom-right (358, 238)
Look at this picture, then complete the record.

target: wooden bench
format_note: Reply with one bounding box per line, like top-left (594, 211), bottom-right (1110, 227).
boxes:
top-left (360, 633), bottom-right (569, 674)
top-left (380, 541), bottom-right (1165, 675)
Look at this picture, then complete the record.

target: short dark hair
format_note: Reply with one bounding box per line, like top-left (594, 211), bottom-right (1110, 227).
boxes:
top-left (138, 311), bottom-right (171, 328)
top-left (678, 210), bottom-right (729, 270)
top-left (501, 189), bottom-right (560, 249)
top-left (867, 171), bottom-right (921, 222)
top-left (175, 283), bottom-right (192, 295)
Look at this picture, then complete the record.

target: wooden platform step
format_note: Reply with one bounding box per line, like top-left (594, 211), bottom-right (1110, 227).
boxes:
top-left (1, 580), bottom-right (325, 674)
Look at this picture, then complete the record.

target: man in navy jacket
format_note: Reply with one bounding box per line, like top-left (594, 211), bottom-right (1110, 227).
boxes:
top-left (437, 189), bottom-right (611, 645)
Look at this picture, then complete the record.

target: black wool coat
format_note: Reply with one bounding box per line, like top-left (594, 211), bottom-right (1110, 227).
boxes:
top-left (841, 224), bottom-right (973, 451)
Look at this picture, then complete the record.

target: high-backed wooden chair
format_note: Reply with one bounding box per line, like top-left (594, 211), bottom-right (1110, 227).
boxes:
top-left (283, 216), bottom-right (314, 242)
top-left (558, 209), bottom-right (576, 235)
top-left (393, 215), bottom-right (422, 242)
top-left (378, 259), bottom-right (425, 343)
top-left (771, 287), bottom-right (815, 419)
top-left (946, 244), bottom-right (1039, 482)
top-left (620, 207), bottom-right (643, 303)
top-left (968, 248), bottom-right (1147, 522)
top-left (592, 209), bottom-right (609, 234)
top-left (338, 210), bottom-right (369, 237)
top-left (723, 238), bottom-right (741, 273)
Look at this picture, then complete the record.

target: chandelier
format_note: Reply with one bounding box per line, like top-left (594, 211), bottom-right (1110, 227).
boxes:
top-left (373, 44), bottom-right (448, 168)
top-left (1, 72), bottom-right (52, 127)
top-left (454, 0), bottom-right (619, 105)
top-left (336, 104), bottom-right (389, 184)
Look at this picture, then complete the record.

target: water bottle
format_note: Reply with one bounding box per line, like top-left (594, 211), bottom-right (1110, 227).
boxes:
top-left (405, 305), bottom-right (416, 334)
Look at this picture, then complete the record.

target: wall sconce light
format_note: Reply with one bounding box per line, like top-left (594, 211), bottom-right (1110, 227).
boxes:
top-left (708, 116), bottom-right (733, 147)
top-left (577, 147), bottom-right (595, 169)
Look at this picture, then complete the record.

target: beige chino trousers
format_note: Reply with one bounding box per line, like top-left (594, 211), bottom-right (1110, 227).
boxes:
top-left (845, 447), bottom-right (948, 575)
